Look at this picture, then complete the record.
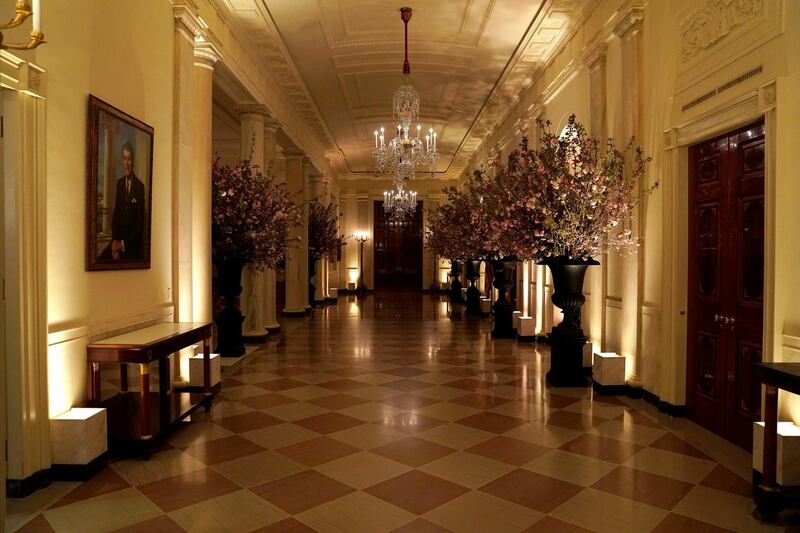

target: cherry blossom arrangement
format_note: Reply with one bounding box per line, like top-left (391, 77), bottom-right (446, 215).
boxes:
top-left (427, 114), bottom-right (654, 264)
top-left (211, 158), bottom-right (301, 269)
top-left (308, 198), bottom-right (346, 262)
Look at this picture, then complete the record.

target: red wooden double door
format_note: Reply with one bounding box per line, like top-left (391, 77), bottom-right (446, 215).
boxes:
top-left (687, 119), bottom-right (765, 450)
top-left (373, 201), bottom-right (423, 289)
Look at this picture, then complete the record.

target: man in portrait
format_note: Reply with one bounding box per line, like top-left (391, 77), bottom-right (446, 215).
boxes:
top-left (108, 141), bottom-right (146, 260)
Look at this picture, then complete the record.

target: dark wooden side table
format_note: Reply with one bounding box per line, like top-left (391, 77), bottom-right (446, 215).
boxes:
top-left (87, 322), bottom-right (215, 453)
top-left (753, 362), bottom-right (800, 520)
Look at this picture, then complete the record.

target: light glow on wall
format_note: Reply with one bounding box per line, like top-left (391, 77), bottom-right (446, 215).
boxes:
top-left (348, 267), bottom-right (359, 284)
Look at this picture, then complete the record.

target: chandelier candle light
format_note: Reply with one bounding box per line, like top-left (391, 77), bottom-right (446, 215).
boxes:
top-left (374, 6), bottom-right (438, 220)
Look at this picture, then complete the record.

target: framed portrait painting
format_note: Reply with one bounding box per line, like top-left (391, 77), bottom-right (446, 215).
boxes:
top-left (86, 95), bottom-right (154, 271)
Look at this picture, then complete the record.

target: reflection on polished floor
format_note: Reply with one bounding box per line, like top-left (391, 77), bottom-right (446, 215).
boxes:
top-left (8, 291), bottom-right (791, 532)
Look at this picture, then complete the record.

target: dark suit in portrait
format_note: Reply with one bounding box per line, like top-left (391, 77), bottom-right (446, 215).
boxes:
top-left (110, 173), bottom-right (146, 259)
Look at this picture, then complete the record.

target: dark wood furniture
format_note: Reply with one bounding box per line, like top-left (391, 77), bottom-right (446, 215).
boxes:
top-left (374, 200), bottom-right (423, 289)
top-left (754, 362), bottom-right (800, 520)
top-left (87, 322), bottom-right (215, 453)
top-left (687, 120), bottom-right (765, 450)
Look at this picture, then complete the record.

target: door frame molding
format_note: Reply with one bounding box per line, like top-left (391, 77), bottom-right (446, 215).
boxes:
top-left (661, 79), bottom-right (777, 407)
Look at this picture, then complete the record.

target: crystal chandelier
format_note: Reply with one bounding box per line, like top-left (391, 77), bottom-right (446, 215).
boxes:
top-left (372, 7), bottom-right (438, 179)
top-left (383, 185), bottom-right (418, 221)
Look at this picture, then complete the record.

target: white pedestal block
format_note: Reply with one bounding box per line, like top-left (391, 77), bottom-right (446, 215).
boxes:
top-left (583, 342), bottom-right (594, 368)
top-left (593, 352), bottom-right (625, 386)
top-left (480, 299), bottom-right (492, 313)
top-left (329, 288), bottom-right (338, 299)
top-left (190, 353), bottom-right (221, 388)
top-left (753, 421), bottom-right (800, 485)
top-left (518, 316), bottom-right (535, 337)
top-left (512, 311), bottom-right (522, 330)
top-left (51, 408), bottom-right (107, 465)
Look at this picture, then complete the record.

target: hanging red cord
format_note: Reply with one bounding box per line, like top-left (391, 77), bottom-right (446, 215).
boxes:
top-left (400, 7), bottom-right (412, 75)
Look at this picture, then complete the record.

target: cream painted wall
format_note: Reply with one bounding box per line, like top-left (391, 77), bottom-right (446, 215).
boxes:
top-left (461, 0), bottom-right (800, 421)
top-left (39, 0), bottom-right (175, 416)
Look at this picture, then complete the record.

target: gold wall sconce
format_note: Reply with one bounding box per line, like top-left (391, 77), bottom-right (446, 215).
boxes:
top-left (1, 0), bottom-right (45, 50)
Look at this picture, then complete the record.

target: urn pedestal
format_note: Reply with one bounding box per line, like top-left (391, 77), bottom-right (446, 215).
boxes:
top-left (214, 257), bottom-right (246, 357)
top-left (543, 258), bottom-right (598, 386)
top-left (448, 261), bottom-right (465, 305)
top-left (465, 260), bottom-right (482, 315)
top-left (491, 259), bottom-right (516, 339)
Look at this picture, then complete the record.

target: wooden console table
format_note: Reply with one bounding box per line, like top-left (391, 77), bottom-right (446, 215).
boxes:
top-left (754, 362), bottom-right (800, 520)
top-left (87, 322), bottom-right (215, 453)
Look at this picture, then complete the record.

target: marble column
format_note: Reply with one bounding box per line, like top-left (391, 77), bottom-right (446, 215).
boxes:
top-left (262, 118), bottom-right (281, 331)
top-left (237, 104), bottom-right (268, 342)
top-left (191, 41), bottom-right (221, 324)
top-left (309, 172), bottom-right (326, 305)
top-left (283, 150), bottom-right (309, 315)
top-left (615, 7), bottom-right (645, 387)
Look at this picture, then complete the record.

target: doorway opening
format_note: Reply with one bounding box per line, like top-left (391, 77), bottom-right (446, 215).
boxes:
top-left (373, 200), bottom-right (423, 290)
top-left (686, 119), bottom-right (765, 451)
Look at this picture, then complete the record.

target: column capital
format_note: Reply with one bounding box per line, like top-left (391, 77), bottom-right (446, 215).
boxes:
top-left (583, 43), bottom-right (608, 68)
top-left (194, 40), bottom-right (222, 70)
top-left (613, 7), bottom-right (644, 39)
top-left (282, 148), bottom-right (306, 160)
top-left (172, 0), bottom-right (204, 42)
top-left (235, 103), bottom-right (269, 119)
top-left (264, 117), bottom-right (280, 133)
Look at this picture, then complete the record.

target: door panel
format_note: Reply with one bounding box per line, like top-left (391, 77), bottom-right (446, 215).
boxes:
top-left (687, 120), bottom-right (764, 451)
top-left (374, 201), bottom-right (423, 289)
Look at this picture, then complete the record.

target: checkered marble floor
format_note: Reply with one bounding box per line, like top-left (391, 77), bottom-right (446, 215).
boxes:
top-left (8, 291), bottom-right (796, 532)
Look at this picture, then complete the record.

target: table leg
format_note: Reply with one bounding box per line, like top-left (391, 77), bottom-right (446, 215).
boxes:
top-left (87, 362), bottom-right (100, 405)
top-left (120, 364), bottom-right (128, 392)
top-left (140, 363), bottom-right (152, 440)
top-left (756, 384), bottom-right (782, 520)
top-left (203, 336), bottom-right (212, 411)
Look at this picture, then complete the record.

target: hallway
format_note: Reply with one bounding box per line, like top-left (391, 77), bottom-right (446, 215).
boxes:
top-left (8, 292), bottom-right (784, 532)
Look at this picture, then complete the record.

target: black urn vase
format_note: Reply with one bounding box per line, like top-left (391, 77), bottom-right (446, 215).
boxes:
top-left (308, 257), bottom-right (318, 308)
top-left (448, 261), bottom-right (465, 304)
top-left (214, 256), bottom-right (246, 357)
top-left (491, 259), bottom-right (516, 338)
top-left (543, 257), bottom-right (598, 386)
top-left (465, 259), bottom-right (482, 315)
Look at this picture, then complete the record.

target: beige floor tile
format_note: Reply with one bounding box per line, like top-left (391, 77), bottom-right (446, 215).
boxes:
top-left (110, 449), bottom-right (206, 486)
top-left (43, 488), bottom-right (162, 533)
top-left (236, 371), bottom-right (282, 384)
top-left (503, 422), bottom-right (582, 448)
top-left (415, 402), bottom-right (481, 422)
top-left (522, 450), bottom-right (619, 487)
top-left (314, 451), bottom-right (411, 489)
top-left (192, 399), bottom-right (255, 422)
top-left (5, 482), bottom-right (78, 532)
top-left (623, 447), bottom-right (717, 484)
top-left (240, 422), bottom-right (320, 449)
top-left (562, 399), bottom-right (629, 419)
top-left (297, 491), bottom-right (415, 533)
top-left (588, 419), bottom-right (666, 446)
top-left (414, 372), bottom-right (466, 385)
top-left (222, 384), bottom-right (277, 400)
top-left (417, 386), bottom-right (472, 402)
top-left (166, 421), bottom-right (235, 448)
top-left (549, 488), bottom-right (669, 533)
top-left (328, 423), bottom-right (408, 449)
top-left (487, 400), bottom-right (552, 421)
top-left (419, 451), bottom-right (515, 488)
top-left (415, 423), bottom-right (495, 450)
top-left (349, 386), bottom-right (405, 401)
top-left (337, 401), bottom-right (405, 422)
top-left (294, 373), bottom-right (341, 385)
top-left (210, 450), bottom-right (306, 487)
top-left (672, 486), bottom-right (784, 533)
top-left (424, 490), bottom-right (544, 533)
top-left (281, 385), bottom-right (339, 401)
top-left (356, 372), bottom-right (403, 385)
top-left (263, 402), bottom-right (330, 421)
top-left (169, 489), bottom-right (287, 532)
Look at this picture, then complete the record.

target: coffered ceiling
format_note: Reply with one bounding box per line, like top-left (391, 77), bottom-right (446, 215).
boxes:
top-left (217, 0), bottom-right (587, 180)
